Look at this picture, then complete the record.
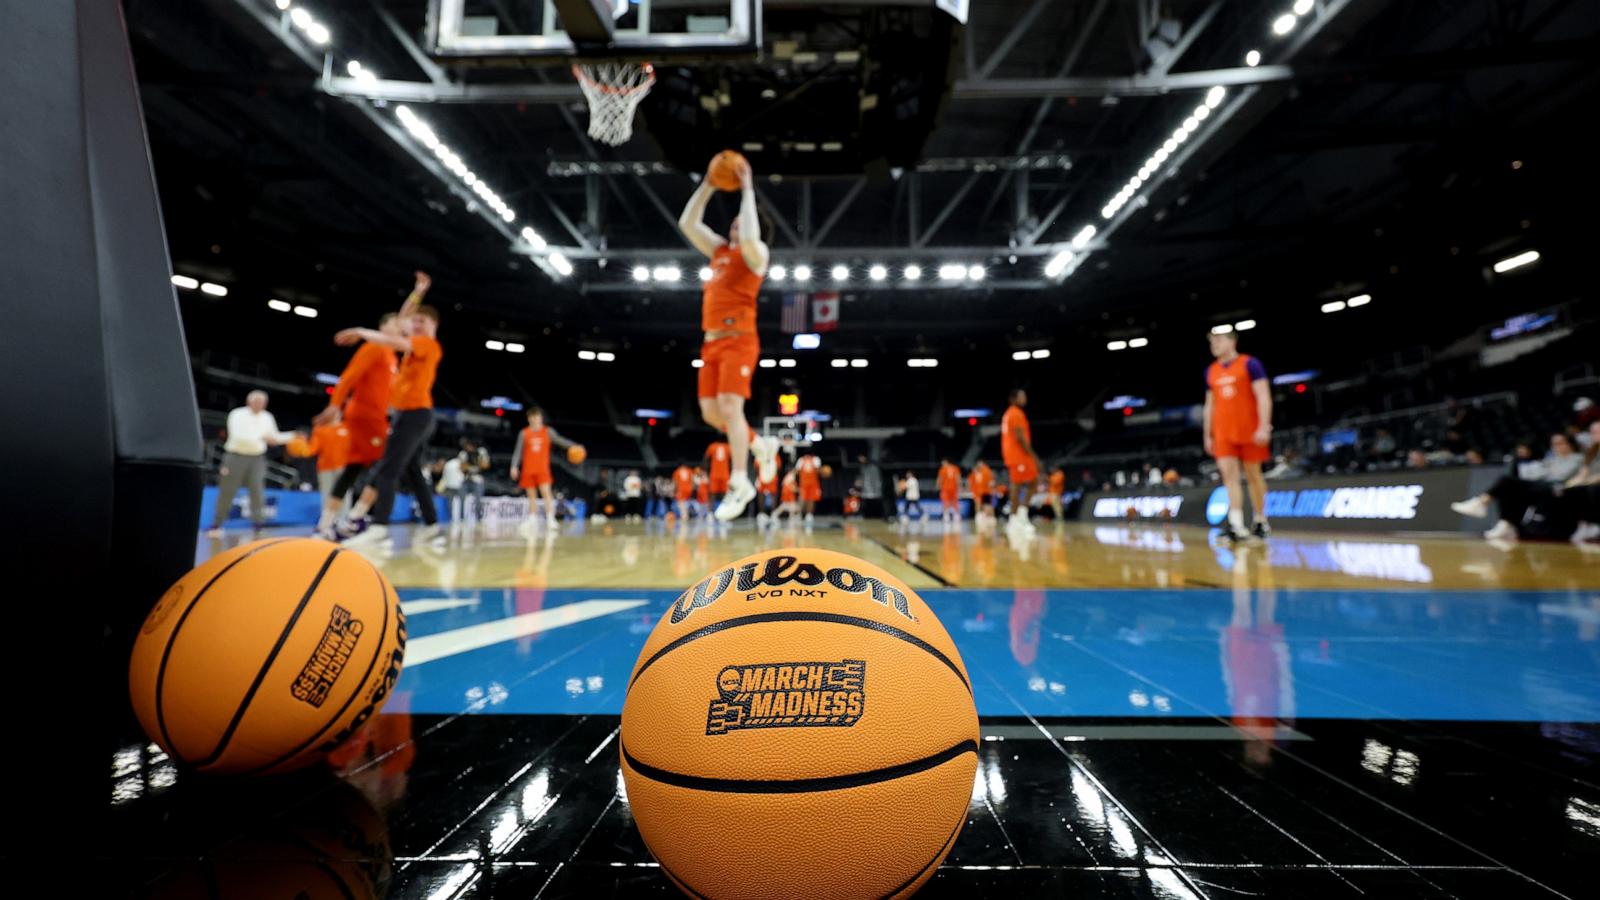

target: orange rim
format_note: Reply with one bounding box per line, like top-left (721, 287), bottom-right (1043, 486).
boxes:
top-left (570, 62), bottom-right (656, 95)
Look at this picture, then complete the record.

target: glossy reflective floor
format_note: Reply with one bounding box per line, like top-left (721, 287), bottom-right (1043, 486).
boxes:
top-left (105, 520), bottom-right (1600, 898)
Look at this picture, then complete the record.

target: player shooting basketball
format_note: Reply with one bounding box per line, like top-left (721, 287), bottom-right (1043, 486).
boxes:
top-left (678, 153), bottom-right (780, 522)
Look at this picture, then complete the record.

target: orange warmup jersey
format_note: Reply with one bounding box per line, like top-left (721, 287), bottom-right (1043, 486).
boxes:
top-left (780, 477), bottom-right (798, 504)
top-left (707, 442), bottom-right (731, 484)
top-left (969, 467), bottom-right (993, 499)
top-left (937, 463), bottom-right (961, 499)
top-left (330, 342), bottom-right (397, 421)
top-left (308, 423), bottom-right (350, 473)
top-left (1049, 470), bottom-right (1067, 495)
top-left (392, 334), bottom-right (443, 410)
top-left (1207, 354), bottom-right (1268, 443)
top-left (797, 456), bottom-right (821, 488)
top-left (520, 426), bottom-right (552, 472)
top-left (1001, 404), bottom-right (1032, 463)
top-left (702, 244), bottom-right (762, 333)
top-left (673, 466), bottom-right (695, 500)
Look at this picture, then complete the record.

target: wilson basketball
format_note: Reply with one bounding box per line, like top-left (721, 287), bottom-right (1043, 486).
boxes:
top-left (621, 548), bottom-right (978, 898)
top-left (128, 538), bottom-right (408, 775)
top-left (567, 444), bottom-right (588, 464)
top-left (284, 434), bottom-right (313, 458)
top-left (708, 149), bottom-right (746, 191)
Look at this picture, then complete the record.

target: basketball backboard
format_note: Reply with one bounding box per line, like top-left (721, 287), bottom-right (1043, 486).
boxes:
top-left (428, 0), bottom-right (760, 61)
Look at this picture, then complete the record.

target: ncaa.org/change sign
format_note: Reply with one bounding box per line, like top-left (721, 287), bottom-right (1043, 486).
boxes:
top-left (1206, 484), bottom-right (1425, 524)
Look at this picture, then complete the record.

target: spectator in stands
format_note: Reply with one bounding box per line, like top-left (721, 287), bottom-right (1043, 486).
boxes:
top-left (621, 470), bottom-right (643, 520)
top-left (206, 390), bottom-right (297, 537)
top-left (1452, 432), bottom-right (1587, 541)
top-left (458, 438), bottom-right (489, 525)
top-left (1406, 449), bottom-right (1429, 469)
top-left (1464, 448), bottom-right (1487, 466)
top-left (1370, 428), bottom-right (1397, 460)
top-left (1264, 448), bottom-right (1306, 480)
top-left (858, 455), bottom-right (885, 521)
top-left (1575, 397), bottom-right (1599, 434)
top-left (437, 453), bottom-right (465, 523)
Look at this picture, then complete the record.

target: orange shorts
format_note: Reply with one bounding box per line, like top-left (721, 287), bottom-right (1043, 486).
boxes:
top-left (710, 478), bottom-right (730, 494)
top-left (698, 333), bottom-right (760, 399)
top-left (1213, 438), bottom-right (1271, 463)
top-left (1006, 456), bottom-right (1038, 486)
top-left (343, 415), bottom-right (388, 465)
top-left (941, 490), bottom-right (959, 507)
top-left (801, 485), bottom-right (822, 503)
top-left (675, 490), bottom-right (693, 503)
top-left (519, 467), bottom-right (552, 489)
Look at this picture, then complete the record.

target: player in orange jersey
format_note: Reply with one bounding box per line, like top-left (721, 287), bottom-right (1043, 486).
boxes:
top-left (969, 460), bottom-right (996, 529)
top-left (774, 470), bottom-right (801, 525)
top-left (1001, 388), bottom-right (1041, 533)
top-left (334, 271), bottom-right (444, 545)
top-left (312, 304), bottom-right (405, 537)
top-left (1204, 329), bottom-right (1273, 541)
top-left (305, 412), bottom-right (352, 519)
top-left (795, 452), bottom-right (823, 530)
top-left (671, 461), bottom-right (696, 522)
top-left (937, 457), bottom-right (962, 527)
top-left (1047, 467), bottom-right (1067, 521)
top-left (695, 467), bottom-right (711, 516)
top-left (510, 406), bottom-right (580, 533)
top-left (679, 153), bottom-right (782, 521)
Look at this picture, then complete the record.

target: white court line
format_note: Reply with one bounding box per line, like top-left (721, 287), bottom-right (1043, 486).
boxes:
top-left (400, 598), bottom-right (481, 616)
top-left (405, 599), bottom-right (648, 666)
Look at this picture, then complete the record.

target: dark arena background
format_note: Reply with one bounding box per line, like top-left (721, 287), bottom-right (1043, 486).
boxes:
top-left (4, 0), bottom-right (1599, 897)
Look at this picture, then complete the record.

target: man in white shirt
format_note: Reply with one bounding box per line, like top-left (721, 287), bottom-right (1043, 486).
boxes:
top-left (207, 390), bottom-right (296, 536)
top-left (900, 472), bottom-right (923, 523)
top-left (621, 470), bottom-right (644, 520)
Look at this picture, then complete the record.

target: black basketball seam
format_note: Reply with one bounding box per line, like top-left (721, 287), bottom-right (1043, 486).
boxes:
top-left (153, 538), bottom-right (297, 757)
top-left (882, 805), bottom-right (966, 899)
top-left (193, 547), bottom-right (343, 769)
top-left (627, 612), bottom-right (971, 695)
top-left (311, 860), bottom-right (359, 900)
top-left (238, 556), bottom-right (393, 775)
top-left (621, 738), bottom-right (977, 794)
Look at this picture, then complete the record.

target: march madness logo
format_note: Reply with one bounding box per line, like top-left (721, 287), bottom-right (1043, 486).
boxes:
top-left (706, 659), bottom-right (866, 735)
top-left (290, 604), bottom-right (364, 708)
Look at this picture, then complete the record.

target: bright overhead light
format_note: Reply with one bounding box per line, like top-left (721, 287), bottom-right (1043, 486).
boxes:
top-left (1162, 138), bottom-right (1178, 154)
top-left (200, 282), bottom-right (228, 297)
top-left (1205, 86), bottom-right (1226, 108)
top-left (691, 359), bottom-right (704, 368)
top-left (793, 265), bottom-right (812, 282)
top-left (505, 342), bottom-right (526, 353)
top-left (1245, 49), bottom-right (1262, 67)
top-left (1346, 294), bottom-right (1372, 307)
top-left (1293, 0), bottom-right (1314, 15)
top-left (519, 227), bottom-right (547, 251)
top-left (1173, 126), bottom-right (1190, 142)
top-left (831, 264), bottom-right (849, 281)
top-left (1101, 205), bottom-right (1117, 220)
top-left (1235, 319), bottom-right (1257, 331)
top-left (1183, 116), bottom-right (1199, 132)
top-left (1072, 225), bottom-right (1096, 249)
top-left (596, 351), bottom-right (615, 361)
top-left (1045, 250), bottom-right (1074, 277)
top-left (1128, 337), bottom-right (1149, 348)
top-left (651, 266), bottom-right (681, 282)
top-left (937, 263), bottom-right (967, 281)
top-left (1107, 340), bottom-right (1128, 351)
top-left (632, 266), bottom-right (649, 282)
top-left (1212, 324), bottom-right (1235, 334)
top-left (548, 253), bottom-right (573, 277)
top-left (486, 340), bottom-right (505, 351)
top-left (1493, 250), bottom-right (1540, 273)
top-left (850, 358), bottom-right (869, 368)
top-left (902, 264), bottom-right (922, 281)
top-left (759, 358), bottom-right (777, 368)
top-left (289, 7), bottom-right (311, 27)
top-left (778, 359), bottom-right (797, 368)
top-left (832, 359), bottom-right (849, 368)
top-left (1153, 148), bottom-right (1170, 163)
top-left (769, 264), bottom-right (788, 281)
top-left (907, 358), bottom-right (939, 368)
top-left (292, 305), bottom-right (317, 318)
top-left (699, 266), bottom-right (714, 282)
top-left (968, 265), bottom-right (986, 281)
top-left (1012, 350), bottom-right (1031, 361)
top-left (1031, 349), bottom-right (1050, 359)
top-left (578, 350), bottom-right (597, 360)
top-left (275, 0), bottom-right (291, 10)
top-left (1193, 104), bottom-right (1212, 123)
top-left (170, 275), bottom-right (199, 290)
top-left (1272, 14), bottom-right (1297, 36)
top-left (305, 22), bottom-right (331, 45)
top-left (267, 299), bottom-right (291, 312)
top-left (868, 264), bottom-right (888, 281)
top-left (1321, 300), bottom-right (1346, 313)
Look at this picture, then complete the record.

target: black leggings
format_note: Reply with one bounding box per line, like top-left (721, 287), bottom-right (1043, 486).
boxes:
top-left (1488, 476), bottom-right (1599, 538)
top-left (371, 408), bottom-right (438, 525)
top-left (330, 462), bottom-right (371, 504)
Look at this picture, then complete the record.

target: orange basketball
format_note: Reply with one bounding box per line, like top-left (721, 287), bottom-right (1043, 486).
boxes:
top-left (284, 435), bottom-right (313, 458)
top-left (129, 538), bottom-right (407, 775)
top-left (708, 150), bottom-right (746, 191)
top-left (820, 464), bottom-right (834, 479)
top-left (621, 548), bottom-right (978, 898)
top-left (567, 444), bottom-right (588, 464)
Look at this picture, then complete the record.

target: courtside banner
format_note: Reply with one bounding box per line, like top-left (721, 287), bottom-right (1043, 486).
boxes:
top-left (1077, 466), bottom-right (1503, 534)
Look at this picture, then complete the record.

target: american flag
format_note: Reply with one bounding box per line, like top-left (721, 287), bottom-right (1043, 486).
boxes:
top-left (780, 293), bottom-right (808, 333)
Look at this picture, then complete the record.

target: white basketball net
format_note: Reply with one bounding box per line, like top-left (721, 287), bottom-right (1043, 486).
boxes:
top-left (571, 62), bottom-right (656, 146)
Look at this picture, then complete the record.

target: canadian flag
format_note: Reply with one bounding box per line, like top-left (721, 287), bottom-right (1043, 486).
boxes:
top-left (812, 292), bottom-right (840, 332)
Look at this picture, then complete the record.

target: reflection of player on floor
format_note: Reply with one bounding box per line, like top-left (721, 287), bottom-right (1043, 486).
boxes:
top-left (337, 272), bottom-right (443, 545)
top-left (678, 153), bottom-right (775, 521)
top-left (510, 406), bottom-right (579, 533)
top-left (705, 439), bottom-right (732, 510)
top-left (756, 454), bottom-right (782, 526)
top-left (1204, 330), bottom-right (1273, 542)
top-left (938, 458), bottom-right (961, 525)
top-left (1002, 389), bottom-right (1041, 532)
top-left (1047, 467), bottom-right (1066, 521)
top-left (969, 461), bottom-right (996, 529)
top-left (774, 471), bottom-right (801, 525)
top-left (314, 306), bottom-right (404, 538)
top-left (796, 453), bottom-right (822, 529)
top-left (672, 462), bottom-right (695, 522)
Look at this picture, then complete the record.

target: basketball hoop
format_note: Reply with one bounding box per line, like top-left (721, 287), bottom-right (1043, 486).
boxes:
top-left (571, 61), bottom-right (655, 146)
